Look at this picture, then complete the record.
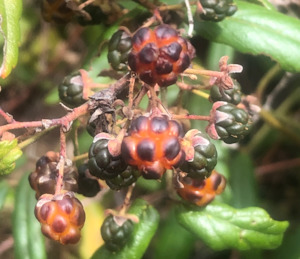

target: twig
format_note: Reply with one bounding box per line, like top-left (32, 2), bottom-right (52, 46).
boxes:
top-left (0, 102), bottom-right (89, 136)
top-left (0, 236), bottom-right (13, 256)
top-left (184, 0), bottom-right (194, 37)
top-left (172, 114), bottom-right (210, 121)
top-left (192, 89), bottom-right (210, 99)
top-left (73, 152), bottom-right (88, 162)
top-left (55, 127), bottom-right (67, 195)
top-left (256, 63), bottom-right (282, 102)
top-left (0, 108), bottom-right (14, 124)
top-left (256, 157), bottom-right (300, 176)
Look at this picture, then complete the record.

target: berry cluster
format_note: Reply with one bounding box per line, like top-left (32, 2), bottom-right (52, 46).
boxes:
top-left (27, 6), bottom-right (253, 248)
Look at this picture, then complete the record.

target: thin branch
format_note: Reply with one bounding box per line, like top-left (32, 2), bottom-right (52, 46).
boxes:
top-left (55, 127), bottom-right (67, 195)
top-left (172, 114), bottom-right (210, 121)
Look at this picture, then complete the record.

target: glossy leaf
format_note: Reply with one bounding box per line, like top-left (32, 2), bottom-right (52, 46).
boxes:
top-left (13, 173), bottom-right (46, 259)
top-left (91, 199), bottom-right (159, 259)
top-left (0, 0), bottom-right (22, 78)
top-left (195, 0), bottom-right (300, 72)
top-left (0, 140), bottom-right (22, 175)
top-left (176, 202), bottom-right (289, 251)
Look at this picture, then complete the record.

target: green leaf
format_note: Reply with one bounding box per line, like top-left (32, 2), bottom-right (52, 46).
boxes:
top-left (195, 0), bottom-right (300, 72)
top-left (0, 140), bottom-right (22, 175)
top-left (0, 180), bottom-right (9, 210)
top-left (153, 209), bottom-right (195, 259)
top-left (91, 199), bottom-right (160, 259)
top-left (229, 152), bottom-right (257, 208)
top-left (0, 0), bottom-right (22, 78)
top-left (176, 202), bottom-right (289, 251)
top-left (12, 173), bottom-right (46, 259)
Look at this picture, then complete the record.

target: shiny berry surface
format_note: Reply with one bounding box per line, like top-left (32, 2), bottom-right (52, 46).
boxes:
top-left (177, 170), bottom-right (226, 206)
top-left (180, 131), bottom-right (217, 179)
top-left (105, 166), bottom-right (141, 191)
top-left (121, 116), bottom-right (185, 179)
top-left (35, 192), bottom-right (85, 244)
top-left (88, 138), bottom-right (127, 180)
top-left (128, 24), bottom-right (195, 87)
top-left (58, 71), bottom-right (86, 108)
top-left (101, 215), bottom-right (134, 251)
top-left (77, 163), bottom-right (101, 197)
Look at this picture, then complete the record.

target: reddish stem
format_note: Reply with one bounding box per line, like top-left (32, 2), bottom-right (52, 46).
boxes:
top-left (0, 108), bottom-right (14, 124)
top-left (172, 114), bottom-right (211, 121)
top-left (0, 102), bottom-right (89, 136)
top-left (55, 127), bottom-right (67, 195)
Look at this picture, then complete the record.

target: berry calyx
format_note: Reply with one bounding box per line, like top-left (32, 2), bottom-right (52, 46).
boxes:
top-left (128, 24), bottom-right (195, 87)
top-left (34, 192), bottom-right (85, 244)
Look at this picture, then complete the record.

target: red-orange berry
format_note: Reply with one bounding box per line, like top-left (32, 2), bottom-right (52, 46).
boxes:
top-left (128, 24), bottom-right (195, 87)
top-left (121, 115), bottom-right (185, 179)
top-left (35, 192), bottom-right (85, 245)
top-left (177, 170), bottom-right (226, 206)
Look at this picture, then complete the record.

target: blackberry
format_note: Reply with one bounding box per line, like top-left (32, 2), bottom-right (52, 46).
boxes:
top-left (105, 166), bottom-right (141, 191)
top-left (77, 163), bottom-right (101, 197)
top-left (180, 130), bottom-right (217, 179)
top-left (108, 29), bottom-right (132, 71)
top-left (209, 79), bottom-right (242, 105)
top-left (101, 215), bottom-right (134, 252)
top-left (199, 0), bottom-right (237, 22)
top-left (88, 136), bottom-right (127, 180)
top-left (58, 71), bottom-right (86, 108)
top-left (207, 102), bottom-right (250, 144)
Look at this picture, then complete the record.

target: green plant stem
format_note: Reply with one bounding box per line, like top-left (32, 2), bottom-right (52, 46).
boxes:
top-left (259, 108), bottom-right (300, 145)
top-left (18, 126), bottom-right (56, 149)
top-left (192, 89), bottom-right (210, 100)
top-left (256, 63), bottom-right (281, 102)
top-left (73, 153), bottom-right (88, 162)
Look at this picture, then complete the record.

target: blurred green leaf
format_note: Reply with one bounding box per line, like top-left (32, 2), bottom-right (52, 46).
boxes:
top-left (91, 199), bottom-right (159, 259)
top-left (229, 152), bottom-right (257, 208)
top-left (0, 180), bottom-right (9, 210)
top-left (195, 0), bottom-right (300, 72)
top-left (270, 225), bottom-right (300, 259)
top-left (0, 0), bottom-right (22, 78)
top-left (0, 140), bottom-right (22, 175)
top-left (153, 209), bottom-right (195, 259)
top-left (13, 173), bottom-right (46, 259)
top-left (176, 202), bottom-right (289, 251)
